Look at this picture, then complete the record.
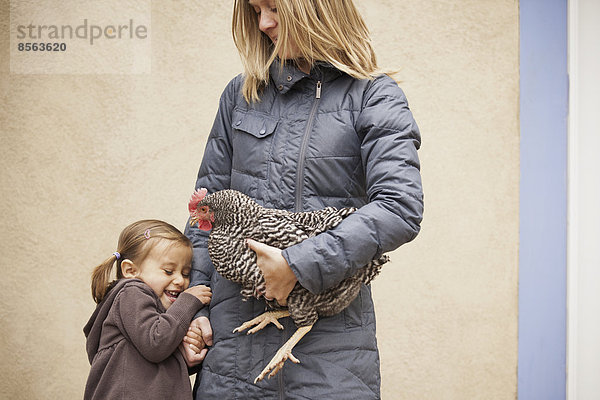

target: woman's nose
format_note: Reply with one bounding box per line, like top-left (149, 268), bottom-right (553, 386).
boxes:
top-left (258, 11), bottom-right (277, 32)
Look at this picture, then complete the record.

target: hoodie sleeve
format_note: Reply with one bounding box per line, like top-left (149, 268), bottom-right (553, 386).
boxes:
top-left (282, 75), bottom-right (424, 294)
top-left (116, 283), bottom-right (204, 363)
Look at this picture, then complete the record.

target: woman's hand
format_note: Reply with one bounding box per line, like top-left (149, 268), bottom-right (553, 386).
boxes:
top-left (180, 316), bottom-right (213, 367)
top-left (246, 239), bottom-right (298, 306)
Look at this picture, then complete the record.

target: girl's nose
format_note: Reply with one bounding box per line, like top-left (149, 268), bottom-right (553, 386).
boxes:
top-left (173, 272), bottom-right (185, 286)
top-left (258, 11), bottom-right (277, 32)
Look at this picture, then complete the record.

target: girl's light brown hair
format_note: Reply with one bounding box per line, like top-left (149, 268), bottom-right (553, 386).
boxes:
top-left (233, 0), bottom-right (383, 103)
top-left (90, 219), bottom-right (192, 304)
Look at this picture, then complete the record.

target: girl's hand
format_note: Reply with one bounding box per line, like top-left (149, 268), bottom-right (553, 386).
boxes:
top-left (184, 324), bottom-right (205, 352)
top-left (181, 316), bottom-right (213, 366)
top-left (179, 342), bottom-right (202, 368)
top-left (246, 239), bottom-right (298, 306)
top-left (184, 284), bottom-right (212, 305)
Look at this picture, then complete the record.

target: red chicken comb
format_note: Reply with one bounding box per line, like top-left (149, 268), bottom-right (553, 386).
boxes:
top-left (188, 188), bottom-right (208, 214)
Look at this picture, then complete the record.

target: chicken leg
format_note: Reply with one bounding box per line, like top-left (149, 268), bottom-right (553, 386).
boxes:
top-left (254, 325), bottom-right (313, 383)
top-left (233, 310), bottom-right (290, 335)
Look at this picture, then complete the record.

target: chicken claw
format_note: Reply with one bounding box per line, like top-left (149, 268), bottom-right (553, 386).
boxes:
top-left (233, 310), bottom-right (290, 335)
top-left (254, 325), bottom-right (313, 383)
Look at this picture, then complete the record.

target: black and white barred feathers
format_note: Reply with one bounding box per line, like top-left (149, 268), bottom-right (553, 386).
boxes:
top-left (189, 189), bottom-right (389, 327)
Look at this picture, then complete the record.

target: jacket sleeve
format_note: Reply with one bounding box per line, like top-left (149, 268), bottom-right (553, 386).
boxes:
top-left (184, 76), bottom-right (238, 317)
top-left (282, 75), bottom-right (424, 294)
top-left (117, 285), bottom-right (204, 363)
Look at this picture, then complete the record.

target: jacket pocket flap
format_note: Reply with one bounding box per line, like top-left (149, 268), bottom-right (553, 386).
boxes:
top-left (231, 109), bottom-right (278, 138)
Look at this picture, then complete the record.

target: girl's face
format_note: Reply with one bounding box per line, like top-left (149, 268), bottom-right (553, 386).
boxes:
top-left (132, 240), bottom-right (193, 310)
top-left (248, 0), bottom-right (300, 59)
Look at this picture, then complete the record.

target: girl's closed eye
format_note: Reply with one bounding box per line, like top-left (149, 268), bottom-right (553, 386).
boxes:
top-left (163, 269), bottom-right (173, 276)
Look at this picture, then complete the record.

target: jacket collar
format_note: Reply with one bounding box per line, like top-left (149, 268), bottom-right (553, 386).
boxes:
top-left (269, 58), bottom-right (342, 94)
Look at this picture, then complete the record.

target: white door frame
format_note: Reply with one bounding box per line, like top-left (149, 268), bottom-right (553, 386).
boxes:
top-left (567, 0), bottom-right (600, 398)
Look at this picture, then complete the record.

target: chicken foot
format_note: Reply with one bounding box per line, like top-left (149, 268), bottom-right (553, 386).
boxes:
top-left (254, 325), bottom-right (313, 383)
top-left (233, 310), bottom-right (290, 335)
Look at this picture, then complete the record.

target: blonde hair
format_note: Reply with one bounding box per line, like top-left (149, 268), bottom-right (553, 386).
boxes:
top-left (233, 0), bottom-right (382, 102)
top-left (90, 219), bottom-right (192, 304)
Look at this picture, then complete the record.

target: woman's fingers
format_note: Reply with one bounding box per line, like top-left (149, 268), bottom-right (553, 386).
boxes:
top-left (246, 238), bottom-right (297, 304)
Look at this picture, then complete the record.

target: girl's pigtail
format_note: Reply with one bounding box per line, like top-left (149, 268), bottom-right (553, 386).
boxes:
top-left (91, 254), bottom-right (119, 304)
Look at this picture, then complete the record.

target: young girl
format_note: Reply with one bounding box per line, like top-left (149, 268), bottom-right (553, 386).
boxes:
top-left (84, 219), bottom-right (212, 400)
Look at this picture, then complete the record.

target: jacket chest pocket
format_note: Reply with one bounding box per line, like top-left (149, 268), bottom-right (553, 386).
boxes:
top-left (230, 109), bottom-right (278, 180)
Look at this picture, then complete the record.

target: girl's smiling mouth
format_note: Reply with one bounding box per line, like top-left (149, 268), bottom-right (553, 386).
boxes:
top-left (165, 290), bottom-right (181, 302)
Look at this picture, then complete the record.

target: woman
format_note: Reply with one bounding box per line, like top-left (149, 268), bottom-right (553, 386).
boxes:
top-left (183, 1), bottom-right (423, 398)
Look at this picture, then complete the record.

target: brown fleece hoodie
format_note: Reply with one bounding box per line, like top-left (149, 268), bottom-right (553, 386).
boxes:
top-left (83, 279), bottom-right (204, 400)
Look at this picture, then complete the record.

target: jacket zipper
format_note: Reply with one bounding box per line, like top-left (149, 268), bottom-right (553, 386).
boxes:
top-left (294, 80), bottom-right (322, 212)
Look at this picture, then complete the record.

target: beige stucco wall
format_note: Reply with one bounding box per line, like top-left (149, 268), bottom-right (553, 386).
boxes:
top-left (0, 1), bottom-right (519, 399)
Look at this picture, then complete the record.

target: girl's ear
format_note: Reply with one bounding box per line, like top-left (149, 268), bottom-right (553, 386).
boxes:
top-left (121, 259), bottom-right (139, 279)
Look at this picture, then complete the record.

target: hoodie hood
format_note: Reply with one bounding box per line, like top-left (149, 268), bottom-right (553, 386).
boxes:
top-left (83, 279), bottom-right (137, 364)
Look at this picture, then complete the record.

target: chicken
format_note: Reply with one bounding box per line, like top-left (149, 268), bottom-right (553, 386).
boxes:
top-left (188, 188), bottom-right (389, 382)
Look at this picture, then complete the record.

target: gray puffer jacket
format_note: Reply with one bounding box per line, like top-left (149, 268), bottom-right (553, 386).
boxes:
top-left (186, 59), bottom-right (423, 400)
